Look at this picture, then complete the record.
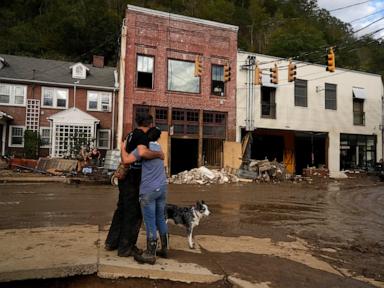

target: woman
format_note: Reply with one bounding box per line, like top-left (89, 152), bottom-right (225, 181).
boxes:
top-left (121, 127), bottom-right (168, 265)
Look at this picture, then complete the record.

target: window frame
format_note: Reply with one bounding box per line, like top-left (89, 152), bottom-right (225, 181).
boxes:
top-left (0, 83), bottom-right (27, 107)
top-left (41, 87), bottom-right (69, 109)
top-left (136, 54), bottom-right (154, 89)
top-left (8, 125), bottom-right (25, 147)
top-left (211, 64), bottom-right (225, 97)
top-left (97, 129), bottom-right (111, 149)
top-left (294, 79), bottom-right (308, 107)
top-left (167, 58), bottom-right (200, 94)
top-left (40, 127), bottom-right (51, 148)
top-left (325, 83), bottom-right (337, 110)
top-left (86, 90), bottom-right (112, 112)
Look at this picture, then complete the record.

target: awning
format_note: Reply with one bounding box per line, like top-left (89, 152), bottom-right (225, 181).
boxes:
top-left (352, 87), bottom-right (366, 99)
top-left (262, 74), bottom-right (278, 88)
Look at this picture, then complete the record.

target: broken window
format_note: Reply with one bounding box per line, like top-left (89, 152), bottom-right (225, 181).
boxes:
top-left (294, 79), bottom-right (307, 107)
top-left (136, 55), bottom-right (154, 89)
top-left (168, 59), bottom-right (200, 93)
top-left (155, 107), bottom-right (168, 131)
top-left (211, 64), bottom-right (225, 96)
top-left (261, 86), bottom-right (276, 119)
top-left (172, 109), bottom-right (199, 135)
top-left (325, 83), bottom-right (337, 110)
top-left (203, 112), bottom-right (226, 138)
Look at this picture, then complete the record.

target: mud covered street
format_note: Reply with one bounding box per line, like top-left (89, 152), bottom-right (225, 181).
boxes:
top-left (0, 178), bottom-right (383, 287)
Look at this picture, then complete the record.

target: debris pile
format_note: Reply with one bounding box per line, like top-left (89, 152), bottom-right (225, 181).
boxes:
top-left (238, 159), bottom-right (287, 182)
top-left (169, 166), bottom-right (239, 184)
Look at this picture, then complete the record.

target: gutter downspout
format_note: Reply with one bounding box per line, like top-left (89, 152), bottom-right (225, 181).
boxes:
top-left (117, 19), bottom-right (127, 150)
top-left (112, 69), bottom-right (119, 150)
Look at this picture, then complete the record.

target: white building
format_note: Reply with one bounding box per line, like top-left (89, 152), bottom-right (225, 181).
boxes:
top-left (236, 51), bottom-right (383, 177)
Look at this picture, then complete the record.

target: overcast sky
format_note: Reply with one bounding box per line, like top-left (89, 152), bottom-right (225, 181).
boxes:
top-left (317, 0), bottom-right (384, 38)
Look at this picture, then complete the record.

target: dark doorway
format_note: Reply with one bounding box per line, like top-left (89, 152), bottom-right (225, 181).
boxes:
top-left (203, 139), bottom-right (223, 168)
top-left (171, 138), bottom-right (198, 175)
top-left (295, 132), bottom-right (327, 175)
top-left (251, 134), bottom-right (284, 162)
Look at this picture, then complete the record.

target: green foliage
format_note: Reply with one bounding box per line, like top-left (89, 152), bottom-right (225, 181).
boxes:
top-left (24, 130), bottom-right (40, 159)
top-left (0, 0), bottom-right (383, 76)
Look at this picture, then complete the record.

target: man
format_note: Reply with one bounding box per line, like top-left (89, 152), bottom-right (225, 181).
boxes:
top-left (105, 113), bottom-right (163, 257)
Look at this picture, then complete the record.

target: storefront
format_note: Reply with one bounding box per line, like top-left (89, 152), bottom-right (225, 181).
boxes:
top-left (340, 133), bottom-right (376, 170)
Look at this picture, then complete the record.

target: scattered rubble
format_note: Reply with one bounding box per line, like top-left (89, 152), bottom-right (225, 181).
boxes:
top-left (169, 166), bottom-right (239, 184)
top-left (238, 159), bottom-right (287, 182)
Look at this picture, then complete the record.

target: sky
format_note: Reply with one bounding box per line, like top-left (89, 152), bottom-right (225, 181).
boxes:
top-left (317, 0), bottom-right (384, 38)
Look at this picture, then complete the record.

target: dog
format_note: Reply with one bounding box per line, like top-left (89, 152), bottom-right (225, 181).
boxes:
top-left (165, 201), bottom-right (210, 249)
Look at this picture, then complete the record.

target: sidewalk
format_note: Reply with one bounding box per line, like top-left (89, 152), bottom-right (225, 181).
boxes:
top-left (0, 225), bottom-right (222, 285)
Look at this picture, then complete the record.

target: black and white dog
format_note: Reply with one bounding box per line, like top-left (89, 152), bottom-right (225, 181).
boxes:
top-left (165, 201), bottom-right (210, 249)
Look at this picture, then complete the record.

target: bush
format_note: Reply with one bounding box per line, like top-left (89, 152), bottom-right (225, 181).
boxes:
top-left (24, 130), bottom-right (40, 159)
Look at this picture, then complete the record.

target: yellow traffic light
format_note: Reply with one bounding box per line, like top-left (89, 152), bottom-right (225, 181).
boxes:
top-left (254, 66), bottom-right (262, 85)
top-left (194, 56), bottom-right (202, 77)
top-left (270, 63), bottom-right (278, 84)
top-left (288, 61), bottom-right (297, 82)
top-left (224, 63), bottom-right (231, 82)
top-left (326, 47), bottom-right (335, 72)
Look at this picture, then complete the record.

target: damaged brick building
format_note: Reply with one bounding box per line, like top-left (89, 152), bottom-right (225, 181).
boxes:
top-left (118, 5), bottom-right (238, 175)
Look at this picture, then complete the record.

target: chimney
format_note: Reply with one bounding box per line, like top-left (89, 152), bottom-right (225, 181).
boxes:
top-left (93, 55), bottom-right (104, 68)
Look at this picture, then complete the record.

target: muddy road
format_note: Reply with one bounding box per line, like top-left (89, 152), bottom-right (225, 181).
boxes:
top-left (0, 178), bottom-right (383, 287)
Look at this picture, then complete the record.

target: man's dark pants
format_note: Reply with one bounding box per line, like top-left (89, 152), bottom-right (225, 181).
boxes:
top-left (105, 169), bottom-right (142, 255)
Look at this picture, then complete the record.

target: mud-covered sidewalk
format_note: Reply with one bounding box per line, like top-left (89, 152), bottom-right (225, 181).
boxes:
top-left (0, 178), bottom-right (383, 287)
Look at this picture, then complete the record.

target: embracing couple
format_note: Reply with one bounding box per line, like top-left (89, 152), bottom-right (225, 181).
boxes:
top-left (104, 113), bottom-right (168, 265)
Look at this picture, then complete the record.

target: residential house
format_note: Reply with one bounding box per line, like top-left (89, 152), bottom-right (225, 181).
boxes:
top-left (119, 5), bottom-right (238, 175)
top-left (237, 52), bottom-right (383, 177)
top-left (0, 54), bottom-right (117, 158)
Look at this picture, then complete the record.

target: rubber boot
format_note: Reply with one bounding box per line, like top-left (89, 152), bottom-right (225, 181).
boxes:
top-left (157, 234), bottom-right (169, 258)
top-left (134, 238), bottom-right (157, 265)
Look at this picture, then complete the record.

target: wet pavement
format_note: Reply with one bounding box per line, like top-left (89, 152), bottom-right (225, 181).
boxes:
top-left (0, 178), bottom-right (383, 287)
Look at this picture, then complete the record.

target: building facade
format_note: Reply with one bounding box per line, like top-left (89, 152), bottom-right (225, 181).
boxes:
top-left (0, 54), bottom-right (117, 158)
top-left (120, 5), bottom-right (238, 175)
top-left (237, 52), bottom-right (383, 177)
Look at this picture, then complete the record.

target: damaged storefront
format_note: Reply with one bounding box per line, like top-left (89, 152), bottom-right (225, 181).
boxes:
top-left (134, 105), bottom-right (227, 175)
top-left (241, 128), bottom-right (328, 175)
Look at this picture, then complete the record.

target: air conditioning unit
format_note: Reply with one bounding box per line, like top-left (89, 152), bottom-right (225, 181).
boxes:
top-left (102, 104), bottom-right (109, 111)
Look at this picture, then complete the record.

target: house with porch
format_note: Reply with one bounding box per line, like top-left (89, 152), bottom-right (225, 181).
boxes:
top-left (0, 54), bottom-right (117, 158)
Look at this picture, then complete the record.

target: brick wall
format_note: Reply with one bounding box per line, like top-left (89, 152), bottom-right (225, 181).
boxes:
top-left (123, 8), bottom-right (238, 141)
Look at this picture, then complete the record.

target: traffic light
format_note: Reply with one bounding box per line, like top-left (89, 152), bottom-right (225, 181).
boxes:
top-left (224, 63), bottom-right (231, 82)
top-left (194, 56), bottom-right (202, 77)
top-left (270, 63), bottom-right (278, 84)
top-left (287, 61), bottom-right (297, 82)
top-left (326, 47), bottom-right (335, 72)
top-left (254, 65), bottom-right (262, 85)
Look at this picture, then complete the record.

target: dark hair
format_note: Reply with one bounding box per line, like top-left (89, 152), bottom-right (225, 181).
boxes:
top-left (147, 127), bottom-right (161, 142)
top-left (135, 113), bottom-right (153, 127)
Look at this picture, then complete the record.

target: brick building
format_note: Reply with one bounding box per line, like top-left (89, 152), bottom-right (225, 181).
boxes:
top-left (0, 54), bottom-right (117, 158)
top-left (120, 5), bottom-right (238, 174)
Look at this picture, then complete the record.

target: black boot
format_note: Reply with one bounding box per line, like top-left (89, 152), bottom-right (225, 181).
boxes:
top-left (134, 239), bottom-right (157, 265)
top-left (157, 234), bottom-right (169, 258)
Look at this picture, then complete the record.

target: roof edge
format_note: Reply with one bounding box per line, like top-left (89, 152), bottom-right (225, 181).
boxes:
top-left (127, 5), bottom-right (239, 32)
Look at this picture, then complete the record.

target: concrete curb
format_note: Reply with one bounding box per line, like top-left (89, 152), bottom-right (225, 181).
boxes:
top-left (0, 225), bottom-right (223, 284)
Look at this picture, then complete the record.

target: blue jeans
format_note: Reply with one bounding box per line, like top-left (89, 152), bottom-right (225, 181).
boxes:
top-left (139, 184), bottom-right (168, 240)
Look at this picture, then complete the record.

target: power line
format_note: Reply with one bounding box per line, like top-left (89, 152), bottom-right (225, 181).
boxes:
top-left (329, 0), bottom-right (372, 12)
top-left (350, 8), bottom-right (384, 23)
top-left (353, 16), bottom-right (384, 34)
